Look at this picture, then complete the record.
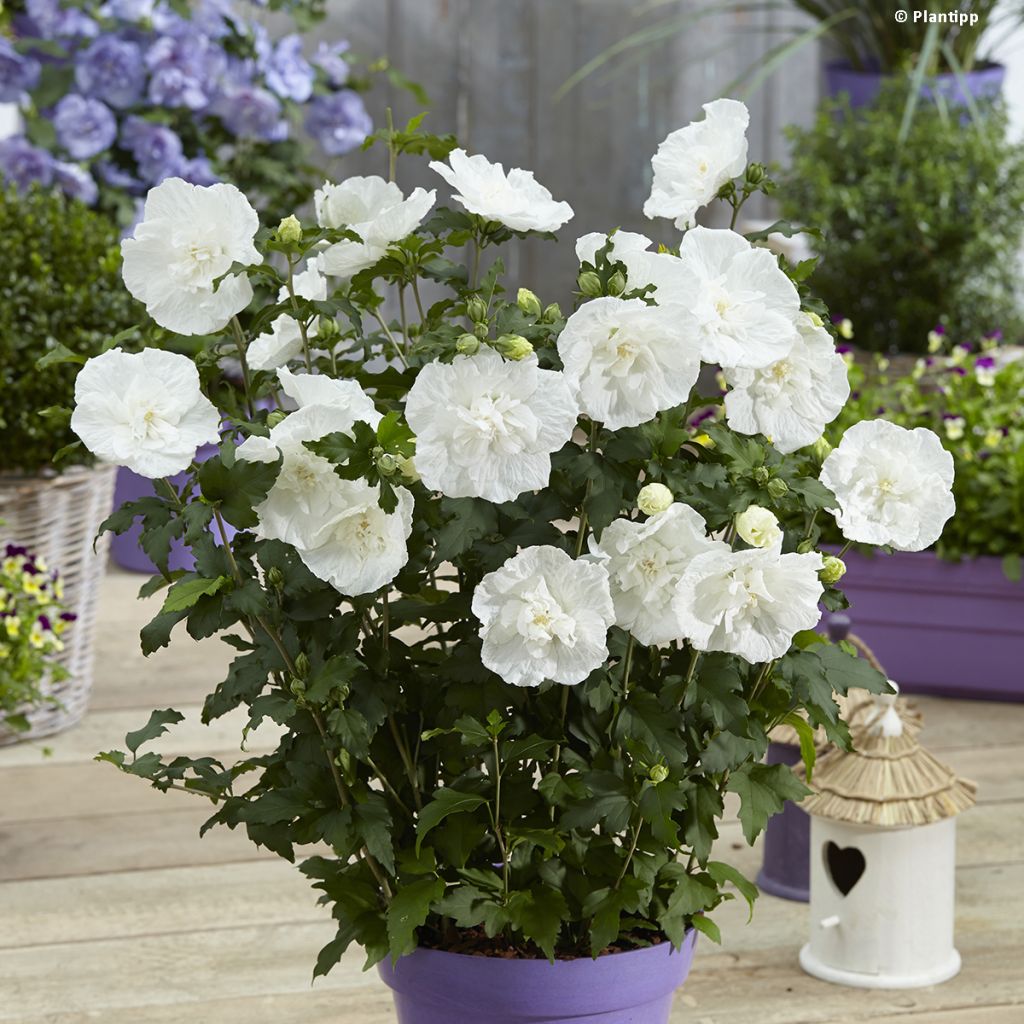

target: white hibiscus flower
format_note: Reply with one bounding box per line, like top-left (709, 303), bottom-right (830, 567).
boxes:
top-left (671, 226), bottom-right (800, 369)
top-left (472, 546), bottom-right (615, 687)
top-left (297, 480), bottom-right (414, 597)
top-left (644, 99), bottom-right (750, 230)
top-left (724, 313), bottom-right (850, 453)
top-left (315, 176), bottom-right (436, 279)
top-left (673, 545), bottom-right (824, 664)
top-left (590, 503), bottom-right (728, 646)
top-left (575, 230), bottom-right (654, 268)
top-left (71, 348), bottom-right (220, 478)
top-left (819, 419), bottom-right (955, 551)
top-left (285, 255), bottom-right (329, 302)
top-left (556, 297), bottom-right (701, 429)
top-left (121, 178), bottom-right (261, 336)
top-left (249, 258), bottom-right (332, 371)
top-left (405, 349), bottom-right (578, 503)
top-left (429, 149), bottom-right (573, 233)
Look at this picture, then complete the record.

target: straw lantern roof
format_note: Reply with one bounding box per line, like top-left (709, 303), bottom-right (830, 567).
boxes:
top-left (799, 695), bottom-right (976, 829)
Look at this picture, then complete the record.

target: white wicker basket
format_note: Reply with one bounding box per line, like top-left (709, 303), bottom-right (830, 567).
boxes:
top-left (0, 465), bottom-right (116, 745)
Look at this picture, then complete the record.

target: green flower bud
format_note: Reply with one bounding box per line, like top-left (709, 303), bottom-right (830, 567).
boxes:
top-left (648, 764), bottom-right (670, 784)
top-left (266, 410), bottom-right (288, 428)
top-left (289, 677), bottom-right (306, 697)
top-left (745, 162), bottom-right (766, 185)
top-left (496, 334), bottom-right (534, 361)
top-left (517, 288), bottom-right (542, 317)
top-left (267, 566), bottom-right (285, 590)
top-left (317, 316), bottom-right (341, 343)
top-left (637, 482), bottom-right (673, 516)
top-left (810, 435), bottom-right (833, 462)
top-left (376, 452), bottom-right (399, 476)
top-left (456, 333), bottom-right (480, 355)
top-left (473, 321), bottom-right (490, 340)
top-left (294, 652), bottom-right (310, 679)
top-left (796, 538), bottom-right (815, 554)
top-left (766, 477), bottom-right (789, 500)
top-left (541, 302), bottom-right (563, 323)
top-left (397, 454), bottom-right (419, 483)
top-left (577, 270), bottom-right (603, 298)
top-left (807, 311), bottom-right (824, 329)
top-left (735, 505), bottom-right (781, 549)
top-left (607, 270), bottom-right (627, 297)
top-left (466, 295), bottom-right (489, 323)
top-left (753, 466), bottom-right (771, 487)
top-left (275, 214), bottom-right (302, 245)
top-left (820, 555), bottom-right (847, 585)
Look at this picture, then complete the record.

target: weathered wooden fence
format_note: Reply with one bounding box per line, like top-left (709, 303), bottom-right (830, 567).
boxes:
top-left (324, 0), bottom-right (821, 300)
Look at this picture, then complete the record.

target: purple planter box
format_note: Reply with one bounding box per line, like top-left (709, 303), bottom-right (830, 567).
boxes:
top-left (378, 932), bottom-right (697, 1024)
top-left (833, 550), bottom-right (1024, 701)
top-left (756, 741), bottom-right (810, 902)
top-left (824, 60), bottom-right (1005, 110)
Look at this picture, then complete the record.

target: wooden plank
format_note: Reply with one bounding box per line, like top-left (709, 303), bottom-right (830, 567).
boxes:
top-left (0, 807), bottom-right (271, 883)
top-left (915, 696), bottom-right (1024, 752)
top-left (1, 862), bottom-right (320, 949)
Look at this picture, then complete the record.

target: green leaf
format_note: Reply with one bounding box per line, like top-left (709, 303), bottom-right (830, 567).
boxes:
top-left (125, 709), bottom-right (185, 755)
top-left (198, 449), bottom-right (280, 529)
top-left (508, 886), bottom-right (567, 961)
top-left (416, 788), bottom-right (488, 852)
top-left (161, 575), bottom-right (230, 614)
top-left (782, 712), bottom-right (817, 783)
top-left (727, 762), bottom-right (810, 845)
top-left (386, 877), bottom-right (445, 962)
top-left (36, 342), bottom-right (86, 370)
top-left (690, 913), bottom-right (721, 945)
top-left (707, 861), bottom-right (758, 922)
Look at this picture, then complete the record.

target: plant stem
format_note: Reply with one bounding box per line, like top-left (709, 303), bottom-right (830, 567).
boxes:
top-left (230, 316), bottom-right (255, 418)
top-left (614, 823), bottom-right (641, 890)
top-left (385, 107), bottom-right (397, 183)
top-left (367, 756), bottom-right (413, 817)
top-left (411, 277), bottom-right (427, 322)
top-left (621, 635), bottom-right (635, 694)
top-left (285, 255), bottom-right (314, 373)
top-left (492, 733), bottom-right (509, 901)
top-left (372, 310), bottom-right (409, 368)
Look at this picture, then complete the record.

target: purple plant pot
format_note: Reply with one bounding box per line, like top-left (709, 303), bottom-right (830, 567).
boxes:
top-left (108, 441), bottom-right (231, 574)
top-left (832, 550), bottom-right (1024, 701)
top-left (823, 60), bottom-right (1005, 109)
top-left (378, 931), bottom-right (697, 1024)
top-left (756, 741), bottom-right (810, 902)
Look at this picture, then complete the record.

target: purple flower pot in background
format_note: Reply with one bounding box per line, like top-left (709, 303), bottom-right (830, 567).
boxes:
top-left (378, 932), bottom-right (697, 1024)
top-left (756, 740), bottom-right (810, 902)
top-left (823, 61), bottom-right (1005, 110)
top-left (832, 550), bottom-right (1024, 701)
top-left (109, 441), bottom-right (232, 573)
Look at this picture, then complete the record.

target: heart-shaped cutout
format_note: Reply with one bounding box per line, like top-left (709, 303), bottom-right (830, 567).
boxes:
top-left (824, 841), bottom-right (865, 896)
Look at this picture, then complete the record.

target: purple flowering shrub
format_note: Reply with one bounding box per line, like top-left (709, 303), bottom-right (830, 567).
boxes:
top-left (0, 0), bottom-right (376, 223)
top-left (828, 327), bottom-right (1024, 574)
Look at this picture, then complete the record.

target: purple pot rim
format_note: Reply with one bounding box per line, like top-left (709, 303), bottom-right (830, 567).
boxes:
top-left (384, 929), bottom-right (695, 970)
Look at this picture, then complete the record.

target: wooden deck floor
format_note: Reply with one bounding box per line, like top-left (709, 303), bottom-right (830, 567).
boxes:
top-left (1, 566), bottom-right (1022, 1023)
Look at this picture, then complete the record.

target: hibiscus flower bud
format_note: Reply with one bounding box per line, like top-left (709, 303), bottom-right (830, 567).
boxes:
top-left (456, 333), bottom-right (480, 355)
top-left (810, 435), bottom-right (833, 462)
top-left (294, 652), bottom-right (311, 678)
top-left (820, 555), bottom-right (847, 585)
top-left (745, 162), bottom-right (766, 185)
top-left (275, 214), bottom-right (302, 245)
top-left (807, 311), bottom-right (824, 328)
top-left (473, 321), bottom-right (490, 340)
top-left (466, 295), bottom-right (489, 323)
top-left (577, 270), bottom-right (603, 298)
top-left (637, 482), bottom-right (674, 515)
top-left (496, 334), bottom-right (533, 360)
top-left (753, 466), bottom-right (771, 487)
top-left (376, 450), bottom-right (399, 476)
top-left (266, 410), bottom-right (288, 428)
top-left (267, 566), bottom-right (285, 590)
top-left (541, 302), bottom-right (563, 323)
top-left (607, 270), bottom-right (627, 296)
top-left (735, 505), bottom-right (782, 549)
top-left (317, 316), bottom-right (341, 343)
top-left (397, 454), bottom-right (420, 483)
top-left (766, 477), bottom-right (789, 500)
top-left (648, 763), bottom-right (670, 784)
top-left (517, 288), bottom-right (542, 317)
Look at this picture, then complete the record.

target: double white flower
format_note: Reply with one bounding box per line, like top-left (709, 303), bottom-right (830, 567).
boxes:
top-left (121, 178), bottom-right (261, 336)
top-left (237, 369), bottom-right (413, 595)
top-left (405, 349), bottom-right (578, 503)
top-left (71, 348), bottom-right (220, 478)
top-left (820, 419), bottom-right (955, 552)
top-left (316, 176), bottom-right (436, 279)
top-left (249, 257), bottom-right (330, 372)
top-left (430, 149), bottom-right (573, 233)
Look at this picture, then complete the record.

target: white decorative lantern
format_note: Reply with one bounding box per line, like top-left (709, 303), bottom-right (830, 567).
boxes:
top-left (799, 693), bottom-right (976, 989)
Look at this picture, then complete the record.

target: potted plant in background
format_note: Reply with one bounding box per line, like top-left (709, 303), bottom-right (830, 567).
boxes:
top-left (781, 85), bottom-right (1024, 354)
top-left (0, 183), bottom-right (139, 740)
top-left (0, 540), bottom-right (76, 742)
top-left (821, 331), bottom-right (1024, 700)
top-left (65, 103), bottom-right (956, 1021)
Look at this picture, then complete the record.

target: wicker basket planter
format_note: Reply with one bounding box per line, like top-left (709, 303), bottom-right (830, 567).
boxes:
top-left (0, 465), bottom-right (116, 745)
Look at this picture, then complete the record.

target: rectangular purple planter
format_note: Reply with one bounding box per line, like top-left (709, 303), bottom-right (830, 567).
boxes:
top-left (834, 550), bottom-right (1024, 701)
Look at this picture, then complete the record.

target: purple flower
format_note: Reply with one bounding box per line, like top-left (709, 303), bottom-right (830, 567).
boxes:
top-left (75, 36), bottom-right (146, 109)
top-left (264, 35), bottom-right (314, 103)
top-left (121, 116), bottom-right (184, 181)
top-left (15, 0), bottom-right (97, 42)
top-left (54, 161), bottom-right (99, 205)
top-left (976, 356), bottom-right (997, 369)
top-left (37, 613), bottom-right (51, 631)
top-left (0, 40), bottom-right (41, 103)
top-left (932, 323), bottom-right (946, 335)
top-left (689, 407), bottom-right (716, 428)
top-left (0, 136), bottom-right (54, 188)
top-left (54, 94), bottom-right (117, 160)
top-left (312, 40), bottom-right (351, 87)
top-left (217, 85), bottom-right (288, 141)
top-left (305, 90), bottom-right (372, 156)
top-left (985, 329), bottom-right (1004, 342)
top-left (146, 31), bottom-right (227, 110)
top-left (836, 344), bottom-right (853, 355)
top-left (101, 0), bottom-right (157, 20)
top-left (177, 154), bottom-right (219, 186)
top-left (97, 160), bottom-right (143, 192)
top-left (950, 367), bottom-right (968, 377)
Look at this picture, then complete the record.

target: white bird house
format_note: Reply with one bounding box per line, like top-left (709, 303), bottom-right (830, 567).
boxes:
top-left (799, 693), bottom-right (976, 989)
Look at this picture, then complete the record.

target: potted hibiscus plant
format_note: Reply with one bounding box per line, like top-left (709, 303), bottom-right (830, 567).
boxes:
top-left (69, 102), bottom-right (953, 1021)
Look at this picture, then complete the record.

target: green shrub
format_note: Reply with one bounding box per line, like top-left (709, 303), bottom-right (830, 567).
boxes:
top-left (781, 89), bottom-right (1024, 353)
top-left (0, 186), bottom-right (140, 473)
